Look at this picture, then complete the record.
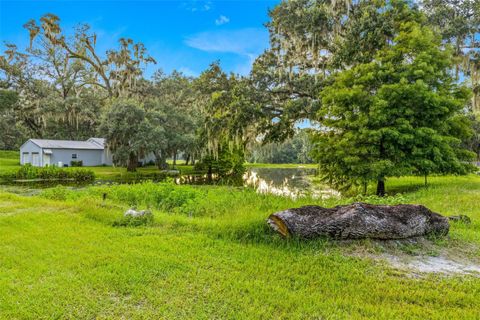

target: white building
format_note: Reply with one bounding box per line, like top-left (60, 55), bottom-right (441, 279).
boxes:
top-left (19, 138), bottom-right (113, 167)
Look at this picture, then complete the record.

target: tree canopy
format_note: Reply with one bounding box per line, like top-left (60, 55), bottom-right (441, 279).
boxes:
top-left (0, 1), bottom-right (478, 190)
top-left (312, 20), bottom-right (475, 195)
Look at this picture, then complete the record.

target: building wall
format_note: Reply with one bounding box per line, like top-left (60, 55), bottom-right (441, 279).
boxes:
top-left (141, 152), bottom-right (156, 165)
top-left (102, 148), bottom-right (113, 166)
top-left (19, 141), bottom-right (43, 166)
top-left (50, 148), bottom-right (105, 167)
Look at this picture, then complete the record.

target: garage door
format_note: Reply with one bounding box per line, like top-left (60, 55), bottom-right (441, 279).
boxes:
top-left (32, 153), bottom-right (40, 166)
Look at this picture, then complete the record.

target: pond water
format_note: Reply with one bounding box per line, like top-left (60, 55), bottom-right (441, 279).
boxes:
top-left (242, 167), bottom-right (340, 199)
top-left (1, 167), bottom-right (340, 199)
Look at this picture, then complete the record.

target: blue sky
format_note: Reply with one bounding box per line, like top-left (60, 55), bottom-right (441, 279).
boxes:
top-left (0, 0), bottom-right (278, 77)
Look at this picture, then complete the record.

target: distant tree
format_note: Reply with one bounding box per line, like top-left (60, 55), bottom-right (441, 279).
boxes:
top-left (22, 14), bottom-right (156, 99)
top-left (0, 89), bottom-right (27, 149)
top-left (463, 113), bottom-right (480, 162)
top-left (312, 21), bottom-right (475, 196)
top-left (421, 0), bottom-right (480, 110)
top-left (148, 70), bottom-right (198, 168)
top-left (249, 129), bottom-right (313, 164)
top-left (193, 62), bottom-right (258, 177)
top-left (99, 101), bottom-right (160, 172)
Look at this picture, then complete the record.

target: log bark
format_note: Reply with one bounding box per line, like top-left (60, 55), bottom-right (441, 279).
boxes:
top-left (267, 202), bottom-right (449, 240)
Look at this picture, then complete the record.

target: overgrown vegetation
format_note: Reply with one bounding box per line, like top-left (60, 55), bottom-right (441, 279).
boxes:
top-left (2, 164), bottom-right (95, 182)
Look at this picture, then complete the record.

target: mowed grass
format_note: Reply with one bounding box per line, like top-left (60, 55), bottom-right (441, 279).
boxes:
top-left (0, 150), bottom-right (20, 176)
top-left (1, 174), bottom-right (480, 319)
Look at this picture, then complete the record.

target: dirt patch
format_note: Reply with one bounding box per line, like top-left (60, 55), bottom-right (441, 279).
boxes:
top-left (382, 254), bottom-right (480, 276)
top-left (342, 237), bottom-right (480, 277)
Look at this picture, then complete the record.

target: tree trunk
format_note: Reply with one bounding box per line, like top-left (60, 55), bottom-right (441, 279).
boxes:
top-left (153, 151), bottom-right (167, 170)
top-left (376, 179), bottom-right (385, 197)
top-left (207, 165), bottom-right (213, 182)
top-left (424, 174), bottom-right (428, 187)
top-left (267, 203), bottom-right (449, 240)
top-left (185, 154), bottom-right (190, 166)
top-left (127, 152), bottom-right (138, 172)
top-left (172, 151), bottom-right (177, 168)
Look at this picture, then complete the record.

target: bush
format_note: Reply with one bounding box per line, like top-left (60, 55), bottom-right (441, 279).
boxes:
top-left (70, 160), bottom-right (83, 167)
top-left (15, 164), bottom-right (95, 182)
top-left (112, 213), bottom-right (154, 227)
top-left (85, 182), bottom-right (208, 216)
top-left (70, 169), bottom-right (95, 181)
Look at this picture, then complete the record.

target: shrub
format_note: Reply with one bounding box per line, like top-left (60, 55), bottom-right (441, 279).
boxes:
top-left (70, 169), bottom-right (95, 181)
top-left (70, 160), bottom-right (83, 167)
top-left (112, 213), bottom-right (154, 227)
top-left (14, 164), bottom-right (95, 182)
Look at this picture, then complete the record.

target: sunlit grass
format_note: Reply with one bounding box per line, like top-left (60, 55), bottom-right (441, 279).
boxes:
top-left (0, 174), bottom-right (480, 319)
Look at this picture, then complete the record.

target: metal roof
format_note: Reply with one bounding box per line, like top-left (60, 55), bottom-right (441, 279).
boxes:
top-left (28, 138), bottom-right (105, 150)
top-left (87, 137), bottom-right (106, 147)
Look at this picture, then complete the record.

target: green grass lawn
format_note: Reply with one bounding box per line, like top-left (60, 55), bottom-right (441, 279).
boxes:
top-left (0, 174), bottom-right (480, 319)
top-left (0, 150), bottom-right (20, 176)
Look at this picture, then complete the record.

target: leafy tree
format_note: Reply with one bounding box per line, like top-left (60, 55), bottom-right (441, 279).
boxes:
top-left (0, 89), bottom-right (27, 149)
top-left (249, 0), bottom-right (421, 142)
top-left (99, 101), bottom-right (161, 171)
top-left (248, 129), bottom-right (314, 164)
top-left (421, 0), bottom-right (480, 110)
top-left (147, 70), bottom-right (198, 168)
top-left (23, 14), bottom-right (156, 99)
top-left (312, 21), bottom-right (475, 196)
top-left (193, 63), bottom-right (259, 177)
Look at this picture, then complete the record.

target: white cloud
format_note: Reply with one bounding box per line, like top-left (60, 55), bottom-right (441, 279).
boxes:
top-left (184, 28), bottom-right (269, 75)
top-left (178, 67), bottom-right (198, 77)
top-left (215, 15), bottom-right (230, 26)
top-left (181, 0), bottom-right (212, 12)
top-left (185, 28), bottom-right (268, 56)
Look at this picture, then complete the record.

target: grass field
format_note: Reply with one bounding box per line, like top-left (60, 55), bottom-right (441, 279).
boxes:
top-left (1, 150), bottom-right (480, 318)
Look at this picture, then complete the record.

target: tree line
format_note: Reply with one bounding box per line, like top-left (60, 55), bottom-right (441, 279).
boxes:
top-left (1, 0), bottom-right (479, 194)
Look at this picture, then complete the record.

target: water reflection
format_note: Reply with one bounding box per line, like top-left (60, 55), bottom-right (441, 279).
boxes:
top-left (242, 168), bottom-right (340, 199)
top-left (1, 167), bottom-right (340, 199)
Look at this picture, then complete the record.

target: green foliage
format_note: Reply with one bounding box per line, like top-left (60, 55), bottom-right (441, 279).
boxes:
top-left (99, 100), bottom-right (161, 172)
top-left (39, 185), bottom-right (70, 201)
top-left (421, 0), bottom-right (480, 110)
top-left (312, 19), bottom-right (476, 195)
top-left (144, 73), bottom-right (198, 169)
top-left (83, 182), bottom-right (208, 216)
top-left (112, 213), bottom-right (154, 227)
top-left (70, 160), bottom-right (83, 167)
top-left (249, 129), bottom-right (313, 164)
top-left (194, 63), bottom-right (254, 168)
top-left (195, 144), bottom-right (246, 178)
top-left (0, 89), bottom-right (26, 150)
top-left (13, 164), bottom-right (95, 181)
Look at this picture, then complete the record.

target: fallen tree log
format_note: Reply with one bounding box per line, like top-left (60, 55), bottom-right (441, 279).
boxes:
top-left (267, 202), bottom-right (449, 240)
